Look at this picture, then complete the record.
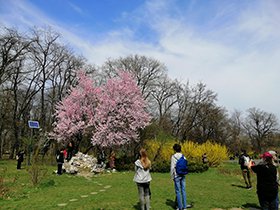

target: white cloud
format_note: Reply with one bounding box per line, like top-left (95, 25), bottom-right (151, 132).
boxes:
top-left (1, 0), bottom-right (279, 120)
top-left (68, 2), bottom-right (84, 15)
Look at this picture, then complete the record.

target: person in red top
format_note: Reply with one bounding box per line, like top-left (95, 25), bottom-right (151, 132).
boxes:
top-left (249, 152), bottom-right (278, 210)
top-left (63, 148), bottom-right (67, 160)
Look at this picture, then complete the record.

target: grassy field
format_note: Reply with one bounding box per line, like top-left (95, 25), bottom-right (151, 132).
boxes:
top-left (0, 159), bottom-right (263, 210)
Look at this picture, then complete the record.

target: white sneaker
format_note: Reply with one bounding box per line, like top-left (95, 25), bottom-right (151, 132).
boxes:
top-left (186, 204), bottom-right (193, 208)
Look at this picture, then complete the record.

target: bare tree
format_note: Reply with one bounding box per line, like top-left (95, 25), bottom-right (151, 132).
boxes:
top-left (0, 26), bottom-right (87, 158)
top-left (46, 48), bottom-right (85, 129)
top-left (0, 27), bottom-right (32, 85)
top-left (243, 107), bottom-right (279, 152)
top-left (150, 75), bottom-right (178, 120)
top-left (29, 28), bottom-right (62, 131)
top-left (171, 81), bottom-right (192, 138)
top-left (101, 54), bottom-right (167, 100)
top-left (173, 82), bottom-right (220, 142)
top-left (9, 59), bottom-right (42, 158)
top-left (191, 104), bottom-right (229, 143)
top-left (0, 89), bottom-right (13, 158)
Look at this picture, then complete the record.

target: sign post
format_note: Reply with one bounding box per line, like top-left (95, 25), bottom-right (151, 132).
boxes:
top-left (28, 121), bottom-right (40, 129)
top-left (27, 120), bottom-right (40, 165)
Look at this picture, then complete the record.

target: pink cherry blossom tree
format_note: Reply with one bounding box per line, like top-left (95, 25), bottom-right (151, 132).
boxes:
top-left (51, 70), bottom-right (151, 149)
top-left (51, 71), bottom-right (100, 145)
top-left (92, 71), bottom-right (151, 147)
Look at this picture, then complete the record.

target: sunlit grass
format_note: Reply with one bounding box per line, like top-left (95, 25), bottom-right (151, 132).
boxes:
top-left (0, 160), bottom-right (261, 210)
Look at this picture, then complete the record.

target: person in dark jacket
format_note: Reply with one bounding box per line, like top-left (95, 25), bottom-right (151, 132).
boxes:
top-left (202, 153), bottom-right (208, 164)
top-left (56, 148), bottom-right (64, 175)
top-left (239, 149), bottom-right (252, 189)
top-left (249, 152), bottom-right (279, 210)
top-left (16, 150), bottom-right (24, 170)
top-left (66, 142), bottom-right (74, 161)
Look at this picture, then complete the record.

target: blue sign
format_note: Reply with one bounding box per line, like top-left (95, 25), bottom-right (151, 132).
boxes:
top-left (28, 120), bottom-right (40, 129)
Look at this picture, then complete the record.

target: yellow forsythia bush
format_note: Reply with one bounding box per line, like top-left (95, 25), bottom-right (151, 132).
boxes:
top-left (183, 141), bottom-right (229, 167)
top-left (144, 139), bottom-right (228, 168)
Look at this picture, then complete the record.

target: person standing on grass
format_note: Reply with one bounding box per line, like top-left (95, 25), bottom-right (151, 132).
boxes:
top-left (249, 152), bottom-right (278, 210)
top-left (171, 143), bottom-right (192, 210)
top-left (238, 149), bottom-right (252, 189)
top-left (16, 150), bottom-right (24, 170)
top-left (109, 151), bottom-right (116, 171)
top-left (133, 148), bottom-right (152, 210)
top-left (56, 148), bottom-right (64, 175)
top-left (268, 150), bottom-right (279, 209)
top-left (66, 141), bottom-right (74, 161)
top-left (202, 153), bottom-right (208, 164)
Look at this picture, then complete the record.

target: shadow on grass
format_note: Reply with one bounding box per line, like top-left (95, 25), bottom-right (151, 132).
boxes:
top-left (133, 202), bottom-right (140, 210)
top-left (231, 184), bottom-right (248, 189)
top-left (165, 199), bottom-right (176, 209)
top-left (242, 203), bottom-right (261, 210)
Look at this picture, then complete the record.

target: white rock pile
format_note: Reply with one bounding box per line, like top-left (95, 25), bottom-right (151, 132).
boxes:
top-left (63, 152), bottom-right (105, 175)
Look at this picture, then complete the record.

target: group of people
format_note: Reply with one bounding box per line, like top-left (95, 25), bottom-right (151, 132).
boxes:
top-left (133, 144), bottom-right (192, 210)
top-left (239, 149), bottom-right (279, 210)
top-left (133, 145), bottom-right (279, 210)
top-left (16, 141), bottom-right (278, 209)
top-left (56, 142), bottom-right (75, 175)
top-left (56, 143), bottom-right (117, 175)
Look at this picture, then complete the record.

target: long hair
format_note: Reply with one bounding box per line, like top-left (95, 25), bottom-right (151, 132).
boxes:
top-left (139, 148), bottom-right (151, 170)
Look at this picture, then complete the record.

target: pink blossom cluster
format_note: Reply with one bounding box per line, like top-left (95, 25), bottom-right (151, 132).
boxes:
top-left (52, 70), bottom-right (151, 147)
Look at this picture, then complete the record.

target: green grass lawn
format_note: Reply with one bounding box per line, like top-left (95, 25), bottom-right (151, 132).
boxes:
top-left (0, 159), bottom-right (263, 210)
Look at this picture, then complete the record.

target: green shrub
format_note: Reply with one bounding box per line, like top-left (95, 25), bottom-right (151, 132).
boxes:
top-left (115, 155), bottom-right (134, 171)
top-left (27, 150), bottom-right (48, 186)
top-left (151, 160), bottom-right (170, 173)
top-left (188, 161), bottom-right (209, 173)
top-left (151, 159), bottom-right (209, 173)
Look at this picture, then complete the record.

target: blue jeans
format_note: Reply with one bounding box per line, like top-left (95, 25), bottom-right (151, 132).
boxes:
top-left (174, 175), bottom-right (187, 209)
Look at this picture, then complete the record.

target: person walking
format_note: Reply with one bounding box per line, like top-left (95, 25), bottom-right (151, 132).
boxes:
top-left (171, 143), bottom-right (192, 210)
top-left (238, 149), bottom-right (252, 189)
top-left (133, 148), bottom-right (152, 210)
top-left (249, 152), bottom-right (278, 210)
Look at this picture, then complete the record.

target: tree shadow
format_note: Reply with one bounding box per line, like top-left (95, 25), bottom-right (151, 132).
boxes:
top-left (231, 184), bottom-right (248, 189)
top-left (242, 203), bottom-right (261, 209)
top-left (165, 199), bottom-right (176, 209)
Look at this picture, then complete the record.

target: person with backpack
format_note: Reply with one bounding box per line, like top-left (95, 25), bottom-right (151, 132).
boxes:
top-left (238, 149), bottom-right (252, 189)
top-left (171, 143), bottom-right (192, 210)
top-left (133, 148), bottom-right (152, 210)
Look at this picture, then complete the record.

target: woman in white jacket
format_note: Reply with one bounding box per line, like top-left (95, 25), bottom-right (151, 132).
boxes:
top-left (133, 148), bottom-right (152, 210)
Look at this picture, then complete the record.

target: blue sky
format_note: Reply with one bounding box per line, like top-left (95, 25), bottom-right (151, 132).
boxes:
top-left (1, 0), bottom-right (280, 120)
